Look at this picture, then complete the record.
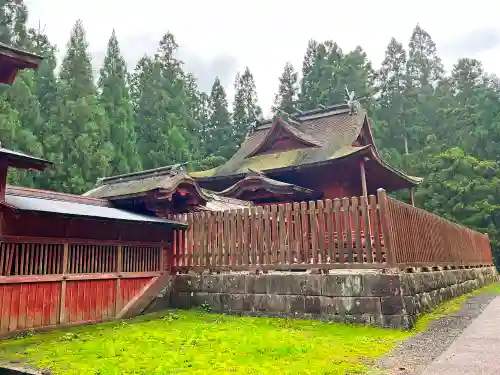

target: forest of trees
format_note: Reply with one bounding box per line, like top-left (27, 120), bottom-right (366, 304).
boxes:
top-left (1, 2), bottom-right (499, 265)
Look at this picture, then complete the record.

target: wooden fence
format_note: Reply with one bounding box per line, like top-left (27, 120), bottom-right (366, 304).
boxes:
top-left (171, 189), bottom-right (494, 271)
top-left (0, 237), bottom-right (165, 336)
top-left (384, 198), bottom-right (493, 267)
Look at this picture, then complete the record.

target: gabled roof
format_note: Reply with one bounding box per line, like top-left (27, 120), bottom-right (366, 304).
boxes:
top-left (198, 189), bottom-right (252, 211)
top-left (83, 164), bottom-right (211, 201)
top-left (246, 117), bottom-right (322, 158)
top-left (194, 104), bottom-right (368, 177)
top-left (218, 169), bottom-right (319, 200)
top-left (0, 42), bottom-right (43, 85)
top-left (192, 104), bottom-right (421, 188)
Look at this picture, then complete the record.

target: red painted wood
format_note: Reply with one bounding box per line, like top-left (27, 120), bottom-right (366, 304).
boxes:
top-left (120, 278), bottom-right (153, 307)
top-left (0, 282), bottom-right (61, 335)
top-left (64, 279), bottom-right (116, 324)
top-left (0, 235), bottom-right (163, 248)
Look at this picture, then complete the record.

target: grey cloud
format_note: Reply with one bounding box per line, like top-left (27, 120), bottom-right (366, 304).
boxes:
top-left (90, 33), bottom-right (239, 94)
top-left (440, 28), bottom-right (500, 59)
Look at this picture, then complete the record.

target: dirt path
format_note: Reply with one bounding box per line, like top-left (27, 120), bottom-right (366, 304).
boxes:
top-left (376, 292), bottom-right (499, 375)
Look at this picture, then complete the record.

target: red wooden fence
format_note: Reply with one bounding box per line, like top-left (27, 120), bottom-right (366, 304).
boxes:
top-left (171, 194), bottom-right (386, 271)
top-left (171, 189), bottom-right (494, 271)
top-left (384, 197), bottom-right (493, 267)
top-left (0, 237), bottom-right (165, 336)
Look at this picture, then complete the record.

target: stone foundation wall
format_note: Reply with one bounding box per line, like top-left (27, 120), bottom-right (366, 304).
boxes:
top-left (147, 267), bottom-right (498, 329)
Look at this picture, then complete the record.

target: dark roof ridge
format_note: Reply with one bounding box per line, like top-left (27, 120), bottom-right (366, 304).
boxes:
top-left (97, 163), bottom-right (187, 186)
top-left (253, 103), bottom-right (353, 132)
top-left (0, 42), bottom-right (42, 60)
top-left (6, 185), bottom-right (110, 206)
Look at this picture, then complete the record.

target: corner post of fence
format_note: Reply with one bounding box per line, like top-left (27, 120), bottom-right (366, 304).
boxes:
top-left (59, 242), bottom-right (69, 324)
top-left (114, 244), bottom-right (123, 316)
top-left (377, 189), bottom-right (396, 268)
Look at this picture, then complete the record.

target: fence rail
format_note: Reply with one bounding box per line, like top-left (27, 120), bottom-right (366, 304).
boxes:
top-left (384, 197), bottom-right (493, 267)
top-left (0, 239), bottom-right (163, 277)
top-left (171, 189), bottom-right (494, 271)
top-left (0, 237), bottom-right (167, 336)
top-left (172, 194), bottom-right (387, 271)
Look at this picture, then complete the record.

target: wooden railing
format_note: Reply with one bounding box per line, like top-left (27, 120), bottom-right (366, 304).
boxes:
top-left (383, 197), bottom-right (493, 267)
top-left (0, 237), bottom-right (163, 277)
top-left (171, 193), bottom-right (387, 271)
top-left (171, 189), bottom-right (494, 271)
top-left (0, 237), bottom-right (166, 336)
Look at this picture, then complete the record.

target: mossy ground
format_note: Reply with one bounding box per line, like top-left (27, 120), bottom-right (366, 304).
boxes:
top-left (0, 282), bottom-right (498, 375)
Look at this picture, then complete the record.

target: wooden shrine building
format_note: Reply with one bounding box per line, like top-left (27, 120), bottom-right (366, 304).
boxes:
top-left (0, 42), bottom-right (188, 335)
top-left (84, 164), bottom-right (250, 215)
top-left (191, 104), bottom-right (422, 205)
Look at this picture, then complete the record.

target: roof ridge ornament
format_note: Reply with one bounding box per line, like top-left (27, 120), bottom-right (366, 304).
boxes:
top-left (169, 162), bottom-right (189, 176)
top-left (276, 108), bottom-right (302, 125)
top-left (344, 85), bottom-right (368, 116)
top-left (245, 110), bottom-right (265, 138)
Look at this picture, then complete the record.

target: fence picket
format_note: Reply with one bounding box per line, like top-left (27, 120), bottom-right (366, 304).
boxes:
top-left (167, 191), bottom-right (493, 272)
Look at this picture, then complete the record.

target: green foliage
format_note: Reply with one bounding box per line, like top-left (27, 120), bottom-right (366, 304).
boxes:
top-left (206, 77), bottom-right (232, 158)
top-left (232, 67), bottom-right (262, 145)
top-left (272, 62), bottom-right (298, 115)
top-left (99, 29), bottom-right (141, 175)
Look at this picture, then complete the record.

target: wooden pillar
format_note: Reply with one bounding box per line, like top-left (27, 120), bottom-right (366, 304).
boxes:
top-left (377, 188), bottom-right (395, 267)
top-left (360, 158), bottom-right (368, 198)
top-left (0, 158), bottom-right (8, 202)
top-left (409, 187), bottom-right (415, 207)
top-left (59, 242), bottom-right (69, 324)
top-left (114, 245), bottom-right (123, 316)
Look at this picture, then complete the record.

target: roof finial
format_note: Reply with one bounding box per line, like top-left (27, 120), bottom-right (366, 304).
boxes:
top-left (344, 85), bottom-right (368, 115)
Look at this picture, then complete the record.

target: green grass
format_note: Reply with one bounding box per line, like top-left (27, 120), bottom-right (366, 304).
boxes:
top-left (412, 281), bottom-right (500, 332)
top-left (0, 311), bottom-right (409, 375)
top-left (0, 281), bottom-right (498, 375)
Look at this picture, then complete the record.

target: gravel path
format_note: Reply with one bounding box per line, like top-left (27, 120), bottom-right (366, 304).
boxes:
top-left (375, 292), bottom-right (499, 375)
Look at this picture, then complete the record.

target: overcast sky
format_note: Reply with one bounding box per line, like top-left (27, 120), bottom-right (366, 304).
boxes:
top-left (25, 0), bottom-right (500, 114)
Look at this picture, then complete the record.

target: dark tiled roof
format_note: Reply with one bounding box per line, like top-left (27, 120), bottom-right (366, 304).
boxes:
top-left (191, 104), bottom-right (421, 188)
top-left (0, 147), bottom-right (52, 171)
top-left (4, 189), bottom-right (186, 228)
top-left (196, 104), bottom-right (368, 177)
top-left (219, 169), bottom-right (318, 199)
top-left (6, 185), bottom-right (109, 206)
top-left (84, 164), bottom-right (211, 201)
top-left (0, 42), bottom-right (42, 62)
top-left (246, 117), bottom-right (322, 157)
top-left (0, 42), bottom-right (43, 85)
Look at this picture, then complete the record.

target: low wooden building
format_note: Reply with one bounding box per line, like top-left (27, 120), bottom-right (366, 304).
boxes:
top-left (191, 105), bottom-right (421, 205)
top-left (84, 164), bottom-right (250, 215)
top-left (0, 43), bottom-right (186, 336)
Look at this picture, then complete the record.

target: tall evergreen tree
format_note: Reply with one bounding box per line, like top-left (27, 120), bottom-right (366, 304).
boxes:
top-left (57, 19), bottom-right (113, 193)
top-left (99, 29), bottom-right (141, 175)
top-left (272, 62), bottom-right (298, 115)
top-left (298, 40), bottom-right (344, 110)
top-left (26, 29), bottom-right (66, 190)
top-left (0, 0), bottom-right (29, 46)
top-left (232, 67), bottom-right (261, 145)
top-left (154, 32), bottom-right (193, 164)
top-left (374, 38), bottom-right (408, 153)
top-left (402, 24), bottom-right (444, 153)
top-left (207, 77), bottom-right (232, 158)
